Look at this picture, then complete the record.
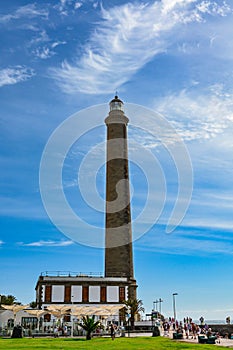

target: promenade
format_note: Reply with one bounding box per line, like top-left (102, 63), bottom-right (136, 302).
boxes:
top-left (179, 336), bottom-right (233, 347)
top-left (124, 331), bottom-right (233, 347)
top-left (163, 331), bottom-right (233, 348)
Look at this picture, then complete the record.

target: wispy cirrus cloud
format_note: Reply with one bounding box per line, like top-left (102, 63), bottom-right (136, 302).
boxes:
top-left (29, 30), bottom-right (67, 60)
top-left (136, 225), bottom-right (233, 256)
top-left (50, 0), bottom-right (232, 94)
top-left (0, 3), bottom-right (48, 23)
top-left (124, 85), bottom-right (233, 150)
top-left (0, 240), bottom-right (4, 246)
top-left (29, 30), bottom-right (50, 45)
top-left (18, 240), bottom-right (74, 247)
top-left (33, 41), bottom-right (67, 60)
top-left (54, 0), bottom-right (83, 16)
top-left (0, 195), bottom-right (47, 220)
top-left (153, 85), bottom-right (233, 141)
top-left (33, 47), bottom-right (56, 60)
top-left (0, 66), bottom-right (35, 87)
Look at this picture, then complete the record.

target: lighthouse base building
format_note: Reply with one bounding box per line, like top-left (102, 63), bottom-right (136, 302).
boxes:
top-left (35, 272), bottom-right (137, 323)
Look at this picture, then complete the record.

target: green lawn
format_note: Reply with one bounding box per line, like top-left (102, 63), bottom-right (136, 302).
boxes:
top-left (0, 337), bottom-right (225, 350)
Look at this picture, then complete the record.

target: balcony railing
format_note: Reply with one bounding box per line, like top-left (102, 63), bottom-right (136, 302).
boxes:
top-left (40, 271), bottom-right (103, 277)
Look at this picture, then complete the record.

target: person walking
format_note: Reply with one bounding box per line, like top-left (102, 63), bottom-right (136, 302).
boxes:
top-left (110, 323), bottom-right (115, 340)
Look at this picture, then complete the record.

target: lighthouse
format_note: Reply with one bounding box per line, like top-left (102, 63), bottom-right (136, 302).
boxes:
top-left (35, 96), bottom-right (137, 315)
top-left (105, 96), bottom-right (137, 299)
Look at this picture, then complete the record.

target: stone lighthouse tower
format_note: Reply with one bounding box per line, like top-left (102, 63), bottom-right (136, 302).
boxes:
top-left (105, 96), bottom-right (137, 299)
top-left (35, 96), bottom-right (137, 312)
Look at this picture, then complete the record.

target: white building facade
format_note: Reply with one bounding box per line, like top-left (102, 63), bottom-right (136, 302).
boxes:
top-left (34, 272), bottom-right (131, 324)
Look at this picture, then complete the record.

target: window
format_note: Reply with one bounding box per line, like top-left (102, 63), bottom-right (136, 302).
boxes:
top-left (44, 285), bottom-right (52, 303)
top-left (44, 313), bottom-right (51, 322)
top-left (100, 286), bottom-right (107, 302)
top-left (82, 286), bottom-right (89, 302)
top-left (119, 287), bottom-right (125, 302)
top-left (63, 315), bottom-right (71, 322)
top-left (64, 285), bottom-right (71, 303)
top-left (21, 317), bottom-right (38, 330)
top-left (119, 308), bottom-right (125, 323)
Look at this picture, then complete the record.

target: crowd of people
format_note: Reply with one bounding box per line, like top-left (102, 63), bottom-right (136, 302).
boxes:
top-left (162, 316), bottom-right (220, 341)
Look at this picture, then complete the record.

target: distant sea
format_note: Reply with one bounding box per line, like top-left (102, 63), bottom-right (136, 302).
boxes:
top-left (194, 320), bottom-right (226, 325)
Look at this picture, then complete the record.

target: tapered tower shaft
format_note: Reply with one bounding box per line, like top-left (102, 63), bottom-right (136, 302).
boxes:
top-left (104, 96), bottom-right (134, 283)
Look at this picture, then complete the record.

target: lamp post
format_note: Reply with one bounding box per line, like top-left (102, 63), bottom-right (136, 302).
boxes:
top-left (71, 295), bottom-right (74, 337)
top-left (159, 298), bottom-right (163, 316)
top-left (172, 293), bottom-right (178, 326)
top-left (153, 300), bottom-right (159, 312)
top-left (126, 307), bottom-right (130, 337)
top-left (152, 300), bottom-right (159, 328)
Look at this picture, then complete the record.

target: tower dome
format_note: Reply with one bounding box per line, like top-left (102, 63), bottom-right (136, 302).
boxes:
top-left (109, 95), bottom-right (124, 111)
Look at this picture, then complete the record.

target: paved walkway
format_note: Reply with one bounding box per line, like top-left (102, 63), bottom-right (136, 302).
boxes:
top-left (124, 332), bottom-right (233, 346)
top-left (178, 337), bottom-right (233, 347)
top-left (162, 331), bottom-right (233, 347)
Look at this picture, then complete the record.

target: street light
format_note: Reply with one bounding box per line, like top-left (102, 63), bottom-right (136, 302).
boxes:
top-left (153, 300), bottom-right (159, 312)
top-left (126, 307), bottom-right (131, 337)
top-left (71, 295), bottom-right (74, 337)
top-left (172, 293), bottom-right (178, 325)
top-left (158, 298), bottom-right (163, 316)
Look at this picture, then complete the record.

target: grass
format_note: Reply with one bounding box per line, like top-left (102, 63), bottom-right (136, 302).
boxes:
top-left (0, 336), bottom-right (226, 350)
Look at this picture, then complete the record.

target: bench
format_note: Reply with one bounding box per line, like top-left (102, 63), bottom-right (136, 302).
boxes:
top-left (198, 335), bottom-right (216, 344)
top-left (173, 332), bottom-right (183, 339)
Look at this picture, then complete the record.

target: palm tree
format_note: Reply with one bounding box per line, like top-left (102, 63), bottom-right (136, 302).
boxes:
top-left (123, 299), bottom-right (145, 330)
top-left (0, 295), bottom-right (18, 305)
top-left (78, 315), bottom-right (101, 340)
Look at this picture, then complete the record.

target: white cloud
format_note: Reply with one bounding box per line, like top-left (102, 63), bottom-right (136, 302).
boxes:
top-left (153, 86), bottom-right (233, 141)
top-left (30, 30), bottom-right (50, 45)
top-left (75, 2), bottom-right (83, 10)
top-left (50, 0), bottom-right (232, 94)
top-left (0, 240), bottom-right (4, 246)
top-left (137, 227), bottom-right (233, 256)
top-left (196, 0), bottom-right (231, 16)
top-left (18, 240), bottom-right (74, 247)
top-left (0, 3), bottom-right (48, 23)
top-left (54, 0), bottom-right (69, 16)
top-left (33, 47), bottom-right (56, 60)
top-left (0, 66), bottom-right (35, 87)
top-left (51, 41), bottom-right (66, 48)
top-left (0, 196), bottom-right (46, 220)
top-left (54, 0), bottom-right (83, 16)
top-left (29, 31), bottom-right (67, 59)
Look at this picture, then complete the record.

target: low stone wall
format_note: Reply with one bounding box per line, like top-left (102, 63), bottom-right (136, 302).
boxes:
top-left (209, 324), bottom-right (233, 337)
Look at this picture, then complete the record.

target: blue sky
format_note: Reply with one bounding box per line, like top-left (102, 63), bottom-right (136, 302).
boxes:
top-left (1, 0), bottom-right (233, 321)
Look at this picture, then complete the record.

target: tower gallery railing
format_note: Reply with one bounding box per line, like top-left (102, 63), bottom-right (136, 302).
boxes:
top-left (40, 271), bottom-right (130, 278)
top-left (40, 271), bottom-right (103, 277)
